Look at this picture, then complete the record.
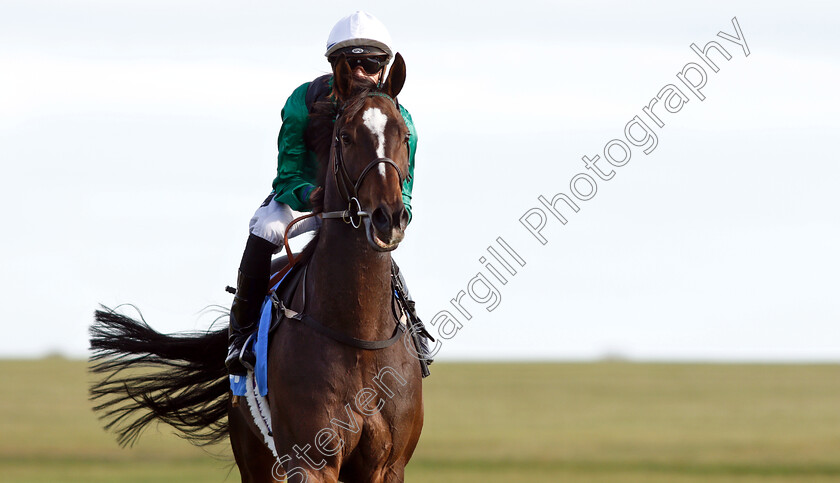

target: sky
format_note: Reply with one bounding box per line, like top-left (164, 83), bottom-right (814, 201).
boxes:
top-left (1, 1), bottom-right (838, 361)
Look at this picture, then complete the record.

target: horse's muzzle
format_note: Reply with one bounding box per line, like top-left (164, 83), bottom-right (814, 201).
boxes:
top-left (365, 203), bottom-right (407, 252)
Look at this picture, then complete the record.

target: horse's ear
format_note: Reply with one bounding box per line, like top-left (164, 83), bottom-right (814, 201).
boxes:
top-left (333, 54), bottom-right (353, 101)
top-left (382, 52), bottom-right (406, 99)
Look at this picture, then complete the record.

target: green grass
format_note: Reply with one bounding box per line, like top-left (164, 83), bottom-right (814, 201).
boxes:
top-left (1, 359), bottom-right (838, 482)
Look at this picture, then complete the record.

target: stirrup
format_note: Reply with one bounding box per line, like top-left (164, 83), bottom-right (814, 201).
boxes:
top-left (239, 333), bottom-right (256, 371)
top-left (226, 334), bottom-right (256, 375)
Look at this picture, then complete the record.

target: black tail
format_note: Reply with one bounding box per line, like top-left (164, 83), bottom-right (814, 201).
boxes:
top-left (89, 306), bottom-right (230, 447)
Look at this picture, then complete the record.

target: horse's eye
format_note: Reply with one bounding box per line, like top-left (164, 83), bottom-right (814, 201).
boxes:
top-left (403, 133), bottom-right (410, 145)
top-left (341, 132), bottom-right (352, 145)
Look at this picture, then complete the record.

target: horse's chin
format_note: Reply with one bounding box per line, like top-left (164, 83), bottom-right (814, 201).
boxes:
top-left (364, 219), bottom-right (403, 252)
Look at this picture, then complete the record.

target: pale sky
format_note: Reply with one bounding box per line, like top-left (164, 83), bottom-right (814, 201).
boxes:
top-left (1, 1), bottom-right (838, 360)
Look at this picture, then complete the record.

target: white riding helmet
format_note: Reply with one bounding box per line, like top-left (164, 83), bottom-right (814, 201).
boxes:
top-left (325, 11), bottom-right (393, 62)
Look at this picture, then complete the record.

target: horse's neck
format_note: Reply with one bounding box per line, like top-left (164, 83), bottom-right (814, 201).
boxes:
top-left (308, 222), bottom-right (394, 339)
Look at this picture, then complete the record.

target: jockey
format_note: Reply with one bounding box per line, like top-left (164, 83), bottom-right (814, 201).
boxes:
top-left (226, 11), bottom-right (431, 375)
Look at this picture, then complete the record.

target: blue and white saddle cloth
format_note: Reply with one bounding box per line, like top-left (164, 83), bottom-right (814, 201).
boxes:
top-left (228, 296), bottom-right (273, 397)
top-left (228, 270), bottom-right (292, 397)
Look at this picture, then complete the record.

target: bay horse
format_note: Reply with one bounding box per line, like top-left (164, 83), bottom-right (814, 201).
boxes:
top-left (89, 53), bottom-right (424, 482)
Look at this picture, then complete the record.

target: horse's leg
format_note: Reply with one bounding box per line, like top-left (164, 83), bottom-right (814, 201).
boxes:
top-left (271, 456), bottom-right (340, 483)
top-left (229, 401), bottom-right (282, 483)
top-left (382, 465), bottom-right (406, 483)
top-left (341, 464), bottom-right (405, 483)
top-left (230, 399), bottom-right (341, 483)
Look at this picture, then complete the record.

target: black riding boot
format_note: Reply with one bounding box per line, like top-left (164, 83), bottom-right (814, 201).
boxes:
top-left (404, 298), bottom-right (434, 366)
top-left (392, 263), bottom-right (435, 368)
top-left (226, 234), bottom-right (278, 375)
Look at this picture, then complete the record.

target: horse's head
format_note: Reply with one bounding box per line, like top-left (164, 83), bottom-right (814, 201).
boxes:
top-left (325, 53), bottom-right (410, 252)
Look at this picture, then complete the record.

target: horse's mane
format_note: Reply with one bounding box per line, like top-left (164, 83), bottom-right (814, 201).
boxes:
top-left (304, 77), bottom-right (381, 214)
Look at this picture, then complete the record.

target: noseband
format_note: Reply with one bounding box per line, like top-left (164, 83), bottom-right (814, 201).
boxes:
top-left (321, 92), bottom-right (405, 229)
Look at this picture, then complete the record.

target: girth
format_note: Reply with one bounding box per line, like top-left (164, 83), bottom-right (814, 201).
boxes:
top-left (268, 265), bottom-right (405, 351)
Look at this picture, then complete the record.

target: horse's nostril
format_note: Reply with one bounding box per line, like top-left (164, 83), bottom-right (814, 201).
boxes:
top-left (372, 207), bottom-right (390, 231)
top-left (396, 206), bottom-right (408, 227)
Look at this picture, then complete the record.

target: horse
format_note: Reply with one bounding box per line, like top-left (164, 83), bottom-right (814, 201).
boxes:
top-left (89, 53), bottom-right (424, 482)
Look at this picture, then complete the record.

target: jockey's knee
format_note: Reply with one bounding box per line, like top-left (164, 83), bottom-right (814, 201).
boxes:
top-left (249, 198), bottom-right (293, 248)
top-left (249, 222), bottom-right (287, 249)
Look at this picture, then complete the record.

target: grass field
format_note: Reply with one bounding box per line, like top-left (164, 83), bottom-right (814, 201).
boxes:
top-left (1, 359), bottom-right (838, 482)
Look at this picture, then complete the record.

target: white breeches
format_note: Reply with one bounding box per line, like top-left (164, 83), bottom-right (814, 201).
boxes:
top-left (249, 196), bottom-right (321, 253)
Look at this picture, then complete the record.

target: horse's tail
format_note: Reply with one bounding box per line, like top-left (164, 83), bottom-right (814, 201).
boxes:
top-left (89, 306), bottom-right (230, 447)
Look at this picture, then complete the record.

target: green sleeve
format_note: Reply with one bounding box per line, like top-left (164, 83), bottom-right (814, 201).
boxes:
top-left (400, 105), bottom-right (417, 224)
top-left (272, 82), bottom-right (319, 211)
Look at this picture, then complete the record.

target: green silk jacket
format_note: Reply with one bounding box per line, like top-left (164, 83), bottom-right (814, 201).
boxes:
top-left (271, 79), bottom-right (418, 222)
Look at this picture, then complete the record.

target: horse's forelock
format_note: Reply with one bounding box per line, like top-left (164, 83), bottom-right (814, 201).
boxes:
top-left (339, 79), bottom-right (382, 122)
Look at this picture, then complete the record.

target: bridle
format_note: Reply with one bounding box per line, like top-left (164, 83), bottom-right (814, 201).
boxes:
top-left (320, 91), bottom-right (405, 229)
top-left (271, 91), bottom-right (409, 352)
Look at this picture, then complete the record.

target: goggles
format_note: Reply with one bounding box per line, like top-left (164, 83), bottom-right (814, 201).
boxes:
top-left (344, 55), bottom-right (388, 75)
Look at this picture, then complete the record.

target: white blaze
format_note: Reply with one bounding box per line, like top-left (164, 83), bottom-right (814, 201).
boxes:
top-left (362, 107), bottom-right (388, 177)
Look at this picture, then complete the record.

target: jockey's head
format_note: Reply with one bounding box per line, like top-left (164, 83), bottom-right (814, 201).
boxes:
top-left (326, 11), bottom-right (393, 85)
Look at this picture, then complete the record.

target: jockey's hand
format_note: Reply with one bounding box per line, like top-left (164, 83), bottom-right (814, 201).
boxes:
top-left (309, 186), bottom-right (324, 214)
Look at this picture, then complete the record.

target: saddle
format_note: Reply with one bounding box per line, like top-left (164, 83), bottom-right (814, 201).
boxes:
top-left (266, 255), bottom-right (407, 352)
top-left (229, 222), bottom-right (430, 399)
top-left (269, 252), bottom-right (306, 308)
top-left (268, 254), bottom-right (435, 366)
